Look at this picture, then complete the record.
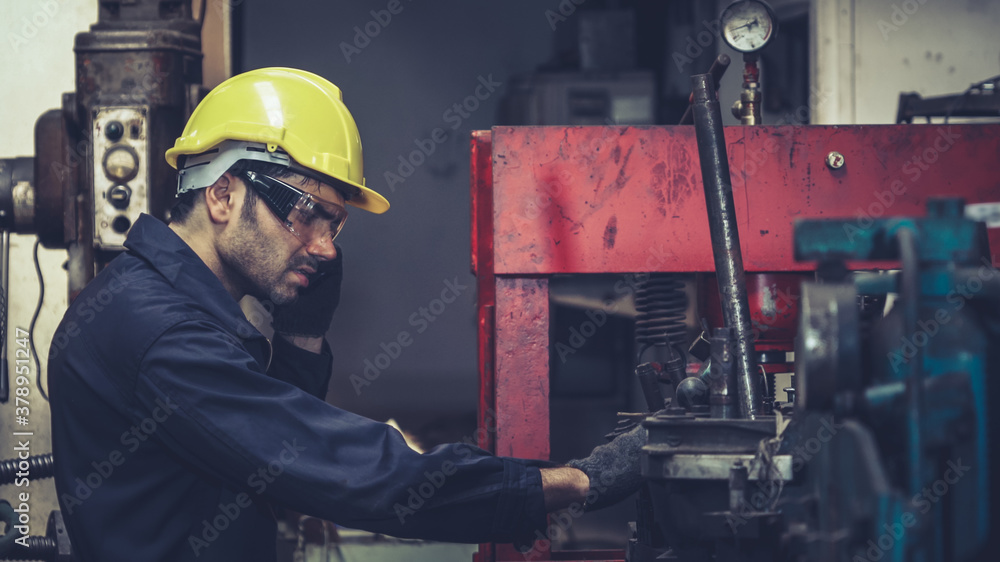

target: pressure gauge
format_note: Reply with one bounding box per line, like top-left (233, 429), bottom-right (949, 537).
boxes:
top-left (720, 0), bottom-right (777, 53)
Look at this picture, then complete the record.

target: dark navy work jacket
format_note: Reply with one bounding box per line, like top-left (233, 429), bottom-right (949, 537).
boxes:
top-left (49, 214), bottom-right (546, 562)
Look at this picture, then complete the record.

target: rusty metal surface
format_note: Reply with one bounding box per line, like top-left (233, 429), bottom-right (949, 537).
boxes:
top-left (472, 130), bottom-right (498, 562)
top-left (472, 131), bottom-right (496, 455)
top-left (475, 123), bottom-right (1000, 562)
top-left (702, 272), bottom-right (805, 352)
top-left (33, 109), bottom-right (77, 248)
top-left (491, 125), bottom-right (1000, 274)
top-left (492, 125), bottom-right (733, 274)
top-left (494, 276), bottom-right (550, 460)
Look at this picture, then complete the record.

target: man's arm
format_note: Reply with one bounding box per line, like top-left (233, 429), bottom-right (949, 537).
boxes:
top-left (137, 321), bottom-right (551, 545)
top-left (540, 467), bottom-right (590, 511)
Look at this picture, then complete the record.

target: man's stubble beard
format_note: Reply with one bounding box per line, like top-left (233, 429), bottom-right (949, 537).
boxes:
top-left (217, 201), bottom-right (299, 306)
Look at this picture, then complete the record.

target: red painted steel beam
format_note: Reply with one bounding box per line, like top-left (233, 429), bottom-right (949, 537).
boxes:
top-left (491, 125), bottom-right (1000, 274)
top-left (472, 130), bottom-right (497, 455)
top-left (471, 131), bottom-right (497, 562)
top-left (494, 276), bottom-right (550, 459)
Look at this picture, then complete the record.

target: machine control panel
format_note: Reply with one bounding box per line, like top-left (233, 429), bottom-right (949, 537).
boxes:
top-left (92, 106), bottom-right (149, 250)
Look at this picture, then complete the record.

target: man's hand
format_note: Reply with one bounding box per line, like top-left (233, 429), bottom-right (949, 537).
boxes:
top-left (272, 246), bottom-right (343, 347)
top-left (565, 424), bottom-right (647, 511)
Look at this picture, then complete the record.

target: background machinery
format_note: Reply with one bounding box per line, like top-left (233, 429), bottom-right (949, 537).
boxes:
top-left (471, 4), bottom-right (998, 557)
top-left (0, 1), bottom-right (203, 558)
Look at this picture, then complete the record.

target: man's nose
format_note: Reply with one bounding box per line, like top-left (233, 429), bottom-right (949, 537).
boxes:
top-left (305, 236), bottom-right (337, 261)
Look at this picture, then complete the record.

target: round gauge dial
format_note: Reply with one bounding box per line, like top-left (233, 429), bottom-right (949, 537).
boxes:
top-left (103, 145), bottom-right (139, 182)
top-left (720, 0), bottom-right (777, 53)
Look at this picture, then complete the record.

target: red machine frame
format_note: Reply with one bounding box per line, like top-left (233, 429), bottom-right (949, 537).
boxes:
top-left (470, 125), bottom-right (1000, 562)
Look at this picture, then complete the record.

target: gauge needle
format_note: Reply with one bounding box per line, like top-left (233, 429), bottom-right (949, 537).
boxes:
top-left (733, 18), bottom-right (760, 31)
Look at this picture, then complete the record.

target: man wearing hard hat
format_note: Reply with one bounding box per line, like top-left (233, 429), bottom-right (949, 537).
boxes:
top-left (48, 67), bottom-right (643, 561)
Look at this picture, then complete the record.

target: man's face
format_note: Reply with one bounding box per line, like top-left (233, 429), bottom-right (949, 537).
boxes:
top-left (217, 172), bottom-right (344, 305)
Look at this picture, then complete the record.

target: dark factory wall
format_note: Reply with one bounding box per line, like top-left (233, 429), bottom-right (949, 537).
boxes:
top-left (239, 1), bottom-right (556, 428)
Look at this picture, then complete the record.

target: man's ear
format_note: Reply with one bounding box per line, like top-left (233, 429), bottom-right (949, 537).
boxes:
top-left (203, 172), bottom-right (241, 225)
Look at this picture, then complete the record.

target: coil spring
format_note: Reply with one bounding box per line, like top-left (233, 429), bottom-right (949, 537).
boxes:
top-left (634, 273), bottom-right (688, 351)
top-left (0, 453), bottom-right (54, 486)
top-left (0, 536), bottom-right (59, 560)
top-left (4, 536), bottom-right (57, 560)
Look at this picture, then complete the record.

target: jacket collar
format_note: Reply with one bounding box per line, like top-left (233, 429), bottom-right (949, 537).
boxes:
top-left (124, 214), bottom-right (263, 344)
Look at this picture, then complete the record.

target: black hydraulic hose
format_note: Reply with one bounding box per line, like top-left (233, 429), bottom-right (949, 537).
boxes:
top-left (690, 73), bottom-right (762, 419)
top-left (0, 231), bottom-right (8, 403)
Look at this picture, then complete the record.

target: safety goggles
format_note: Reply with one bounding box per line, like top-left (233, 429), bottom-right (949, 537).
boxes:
top-left (242, 170), bottom-right (348, 245)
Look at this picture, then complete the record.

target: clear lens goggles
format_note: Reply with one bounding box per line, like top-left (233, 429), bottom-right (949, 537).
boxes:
top-left (242, 171), bottom-right (348, 245)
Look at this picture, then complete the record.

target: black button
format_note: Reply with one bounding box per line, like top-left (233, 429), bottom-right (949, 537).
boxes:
top-left (111, 216), bottom-right (131, 233)
top-left (105, 121), bottom-right (124, 141)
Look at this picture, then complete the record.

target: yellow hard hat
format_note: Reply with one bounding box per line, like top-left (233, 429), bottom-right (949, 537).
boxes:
top-left (165, 67), bottom-right (388, 214)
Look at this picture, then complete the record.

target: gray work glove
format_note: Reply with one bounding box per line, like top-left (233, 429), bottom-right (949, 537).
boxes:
top-left (272, 246), bottom-right (343, 338)
top-left (566, 424), bottom-right (647, 511)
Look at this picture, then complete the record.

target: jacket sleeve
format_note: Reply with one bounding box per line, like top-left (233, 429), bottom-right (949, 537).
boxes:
top-left (267, 335), bottom-right (333, 400)
top-left (132, 319), bottom-right (548, 545)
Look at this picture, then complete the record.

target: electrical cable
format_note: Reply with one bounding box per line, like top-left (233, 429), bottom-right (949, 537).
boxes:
top-left (0, 231), bottom-right (8, 403)
top-left (29, 240), bottom-right (47, 401)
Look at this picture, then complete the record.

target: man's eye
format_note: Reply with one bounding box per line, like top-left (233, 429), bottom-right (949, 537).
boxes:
top-left (295, 210), bottom-right (318, 225)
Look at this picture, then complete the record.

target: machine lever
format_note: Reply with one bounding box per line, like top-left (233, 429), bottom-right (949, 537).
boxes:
top-left (690, 73), bottom-right (763, 419)
top-left (679, 54), bottom-right (731, 125)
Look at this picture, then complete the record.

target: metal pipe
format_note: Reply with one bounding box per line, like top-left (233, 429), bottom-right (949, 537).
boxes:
top-left (690, 74), bottom-right (762, 419)
top-left (897, 227), bottom-right (924, 497)
top-left (706, 327), bottom-right (737, 419)
top-left (679, 54), bottom-right (731, 125)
